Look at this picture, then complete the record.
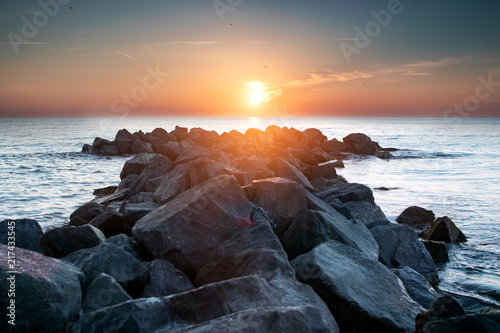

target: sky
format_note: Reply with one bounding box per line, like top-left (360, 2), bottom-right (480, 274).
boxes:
top-left (0, 0), bottom-right (499, 117)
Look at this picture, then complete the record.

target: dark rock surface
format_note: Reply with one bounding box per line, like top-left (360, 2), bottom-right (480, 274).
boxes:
top-left (0, 244), bottom-right (84, 332)
top-left (423, 313), bottom-right (500, 333)
top-left (120, 153), bottom-right (158, 179)
top-left (421, 216), bottom-right (467, 243)
top-left (106, 233), bottom-right (144, 260)
top-left (0, 218), bottom-right (44, 253)
top-left (397, 206), bottom-right (435, 231)
top-left (81, 273), bottom-right (132, 313)
top-left (422, 240), bottom-right (449, 263)
top-left (292, 241), bottom-right (423, 333)
top-left (140, 259), bottom-right (194, 298)
top-left (70, 201), bottom-right (108, 223)
top-left (89, 210), bottom-right (125, 237)
top-left (393, 266), bottom-right (439, 308)
top-left (40, 225), bottom-right (106, 258)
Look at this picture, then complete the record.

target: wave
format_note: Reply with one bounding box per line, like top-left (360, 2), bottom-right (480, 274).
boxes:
top-left (391, 150), bottom-right (473, 160)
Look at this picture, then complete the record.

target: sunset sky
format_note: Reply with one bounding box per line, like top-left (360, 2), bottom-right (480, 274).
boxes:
top-left (1, 0), bottom-right (499, 117)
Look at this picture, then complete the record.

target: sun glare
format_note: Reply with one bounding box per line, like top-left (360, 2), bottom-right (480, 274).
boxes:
top-left (249, 81), bottom-right (264, 104)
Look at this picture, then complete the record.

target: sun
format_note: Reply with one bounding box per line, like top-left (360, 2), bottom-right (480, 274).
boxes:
top-left (248, 81), bottom-right (264, 104)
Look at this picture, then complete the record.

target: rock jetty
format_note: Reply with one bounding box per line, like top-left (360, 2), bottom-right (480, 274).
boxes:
top-left (1, 125), bottom-right (493, 333)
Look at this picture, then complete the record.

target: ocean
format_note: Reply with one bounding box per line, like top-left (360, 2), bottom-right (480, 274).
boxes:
top-left (1, 117), bottom-right (499, 310)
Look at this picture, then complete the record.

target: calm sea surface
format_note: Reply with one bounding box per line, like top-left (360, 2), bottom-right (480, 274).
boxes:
top-left (1, 117), bottom-right (499, 310)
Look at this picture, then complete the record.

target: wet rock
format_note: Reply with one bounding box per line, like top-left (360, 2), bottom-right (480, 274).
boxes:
top-left (0, 244), bottom-right (84, 333)
top-left (134, 175), bottom-right (251, 278)
top-left (0, 219), bottom-right (44, 253)
top-left (393, 266), bottom-right (439, 308)
top-left (416, 295), bottom-right (467, 332)
top-left (423, 313), bottom-right (500, 333)
top-left (106, 234), bottom-right (144, 261)
top-left (370, 223), bottom-right (439, 283)
top-left (422, 240), bottom-right (449, 263)
top-left (114, 129), bottom-right (135, 154)
top-left (421, 216), bottom-right (467, 243)
top-left (93, 137), bottom-right (113, 150)
top-left (343, 133), bottom-right (381, 156)
top-left (99, 145), bottom-right (119, 156)
top-left (397, 206), bottom-right (436, 232)
top-left (321, 138), bottom-right (353, 153)
top-left (314, 181), bottom-right (375, 204)
top-left (70, 201), bottom-right (108, 222)
top-left (343, 200), bottom-right (387, 226)
top-left (267, 158), bottom-right (313, 191)
top-left (292, 240), bottom-right (424, 333)
top-left (63, 242), bottom-right (148, 292)
top-left (93, 185), bottom-right (117, 197)
top-left (130, 140), bottom-right (155, 154)
top-left (68, 215), bottom-right (89, 227)
top-left (40, 225), bottom-right (106, 258)
top-left (141, 259), bottom-right (194, 298)
top-left (120, 153), bottom-right (158, 179)
top-left (280, 209), bottom-right (379, 261)
top-left (82, 143), bottom-right (99, 155)
top-left (82, 273), bottom-right (132, 313)
top-left (89, 210), bottom-right (125, 237)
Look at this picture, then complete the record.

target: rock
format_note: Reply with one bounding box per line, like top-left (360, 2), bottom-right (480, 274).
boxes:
top-left (82, 273), bottom-right (132, 313)
top-left (267, 158), bottom-right (314, 191)
top-left (93, 185), bottom-right (117, 197)
top-left (314, 181), bottom-right (375, 204)
top-left (70, 201), bottom-right (108, 222)
top-left (0, 219), bottom-right (44, 253)
top-left (321, 138), bottom-right (353, 153)
top-left (93, 137), bottom-right (113, 150)
top-left (171, 125), bottom-right (188, 141)
top-left (129, 192), bottom-right (154, 203)
top-left (153, 162), bottom-right (192, 204)
top-left (98, 145), bottom-right (119, 156)
top-left (117, 174), bottom-right (139, 192)
top-left (130, 140), bottom-right (155, 154)
top-left (134, 175), bottom-right (251, 278)
top-left (370, 223), bottom-right (439, 283)
top-left (416, 295), bottom-right (467, 331)
top-left (422, 240), bottom-right (449, 263)
top-left (0, 244), bottom-right (84, 332)
top-left (40, 225), bottom-right (106, 258)
top-left (292, 241), bottom-right (424, 333)
top-left (141, 259), bottom-right (194, 298)
top-left (93, 189), bottom-right (128, 205)
top-left (343, 200), bottom-right (387, 226)
top-left (300, 162), bottom-right (337, 181)
top-left (115, 128), bottom-right (134, 142)
top-left (376, 150), bottom-right (393, 159)
top-left (121, 201), bottom-right (159, 235)
top-left (120, 153), bottom-right (158, 179)
top-left (82, 143), bottom-right (99, 155)
top-left (63, 242), bottom-right (148, 292)
top-left (150, 127), bottom-right (169, 139)
top-left (106, 234), bottom-right (144, 261)
top-left (422, 313), bottom-right (500, 333)
top-left (396, 206), bottom-right (436, 231)
top-left (126, 154), bottom-right (173, 197)
top-left (68, 215), bottom-right (89, 227)
top-left (343, 133), bottom-right (381, 156)
top-left (393, 267), bottom-right (439, 308)
top-left (280, 209), bottom-right (379, 261)
top-left (421, 216), bottom-right (467, 243)
top-left (157, 141), bottom-right (182, 161)
top-left (89, 210), bottom-right (125, 237)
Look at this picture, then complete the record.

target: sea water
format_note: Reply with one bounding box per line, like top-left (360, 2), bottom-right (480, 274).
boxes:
top-left (0, 117), bottom-right (499, 310)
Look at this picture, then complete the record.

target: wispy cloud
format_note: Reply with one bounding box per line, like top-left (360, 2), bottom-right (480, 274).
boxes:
top-left (0, 42), bottom-right (50, 45)
top-left (288, 70), bottom-right (373, 87)
top-left (116, 51), bottom-right (141, 62)
top-left (150, 41), bottom-right (219, 46)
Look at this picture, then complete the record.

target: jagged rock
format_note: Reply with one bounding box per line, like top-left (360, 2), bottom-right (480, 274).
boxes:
top-left (68, 215), bottom-right (89, 227)
top-left (106, 234), bottom-right (144, 261)
top-left (314, 181), bottom-right (375, 204)
top-left (93, 185), bottom-right (117, 197)
top-left (157, 141), bottom-right (182, 161)
top-left (126, 154), bottom-right (173, 197)
top-left (0, 244), bottom-right (84, 333)
top-left (422, 313), bottom-right (500, 333)
top-left (121, 202), bottom-right (160, 235)
top-left (397, 206), bottom-right (436, 231)
top-left (393, 267), bottom-right (439, 308)
top-left (153, 162), bottom-right (192, 204)
top-left (421, 216), bottom-right (467, 243)
top-left (321, 138), bottom-right (353, 153)
top-left (99, 145), bottom-right (119, 156)
top-left (370, 223), bottom-right (439, 283)
top-left (267, 158), bottom-right (313, 191)
top-left (82, 273), bottom-right (132, 313)
top-left (82, 143), bottom-right (99, 155)
top-left (343, 133), bottom-right (381, 155)
top-left (342, 201), bottom-right (387, 225)
top-left (120, 153), bottom-right (158, 179)
top-left (141, 259), bottom-right (194, 298)
top-left (0, 219), bottom-right (44, 253)
top-left (129, 192), bottom-right (154, 203)
top-left (70, 201), bottom-right (108, 222)
top-left (115, 128), bottom-right (134, 142)
top-left (134, 175), bottom-right (251, 278)
top-left (416, 295), bottom-right (467, 332)
top-left (150, 128), bottom-right (169, 139)
top-left (292, 241), bottom-right (423, 333)
top-left (114, 129), bottom-right (135, 154)
top-left (422, 240), bottom-right (449, 263)
top-left (40, 225), bottom-right (106, 258)
top-left (130, 140), bottom-right (155, 154)
top-left (280, 209), bottom-right (379, 261)
top-left (300, 162), bottom-right (337, 181)
top-left (63, 242), bottom-right (148, 292)
top-left (93, 137), bottom-right (113, 150)
top-left (171, 125), bottom-right (189, 141)
top-left (89, 210), bottom-right (125, 237)
top-left (117, 174), bottom-right (139, 192)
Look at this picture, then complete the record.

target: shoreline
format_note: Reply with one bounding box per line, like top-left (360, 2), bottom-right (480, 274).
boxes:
top-left (1, 125), bottom-right (498, 332)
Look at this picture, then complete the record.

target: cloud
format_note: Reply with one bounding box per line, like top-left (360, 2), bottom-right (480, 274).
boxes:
top-left (288, 70), bottom-right (373, 87)
top-left (116, 51), bottom-right (141, 62)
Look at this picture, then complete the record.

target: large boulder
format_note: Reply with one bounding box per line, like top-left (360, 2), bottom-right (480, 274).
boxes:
top-left (70, 201), bottom-right (108, 223)
top-left (321, 138), bottom-right (353, 153)
top-left (314, 181), bottom-right (375, 204)
top-left (393, 267), bottom-right (439, 308)
top-left (134, 175), bottom-right (252, 278)
top-left (396, 206), bottom-right (435, 231)
top-left (129, 140), bottom-right (155, 154)
top-left (126, 154), bottom-right (173, 196)
top-left (40, 225), bottom-right (106, 258)
top-left (121, 202), bottom-right (159, 234)
top-left (89, 210), bottom-right (125, 237)
top-left (343, 200), bottom-right (387, 226)
top-left (421, 216), bottom-right (467, 243)
top-left (140, 259), bottom-right (194, 298)
top-left (343, 133), bottom-right (381, 156)
top-left (292, 241), bottom-right (424, 333)
top-left (63, 242), bottom-right (148, 292)
top-left (422, 240), bottom-right (449, 263)
top-left (423, 313), bottom-right (500, 333)
top-left (370, 223), bottom-right (439, 283)
top-left (267, 158), bottom-right (313, 191)
top-left (416, 295), bottom-right (467, 332)
top-left (0, 244), bottom-right (84, 332)
top-left (106, 234), bottom-right (145, 261)
top-left (0, 219), bottom-right (44, 253)
top-left (280, 209), bottom-right (379, 261)
top-left (120, 153), bottom-right (158, 179)
top-left (153, 162), bottom-right (192, 204)
top-left (300, 162), bottom-right (337, 181)
top-left (81, 273), bottom-right (132, 313)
